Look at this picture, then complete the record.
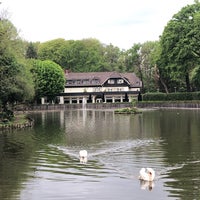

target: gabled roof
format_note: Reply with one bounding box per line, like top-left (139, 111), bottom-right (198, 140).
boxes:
top-left (65, 71), bottom-right (142, 87)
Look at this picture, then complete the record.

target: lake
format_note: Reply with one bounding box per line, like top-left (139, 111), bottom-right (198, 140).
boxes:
top-left (0, 108), bottom-right (200, 200)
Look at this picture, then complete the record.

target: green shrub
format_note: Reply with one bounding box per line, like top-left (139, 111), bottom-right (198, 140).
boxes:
top-left (142, 92), bottom-right (200, 101)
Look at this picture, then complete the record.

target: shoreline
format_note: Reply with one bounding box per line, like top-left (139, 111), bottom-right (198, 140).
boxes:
top-left (0, 113), bottom-right (34, 131)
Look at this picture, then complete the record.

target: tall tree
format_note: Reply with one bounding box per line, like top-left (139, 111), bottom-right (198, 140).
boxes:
top-left (0, 18), bottom-right (34, 115)
top-left (102, 43), bottom-right (122, 72)
top-left (138, 41), bottom-right (159, 92)
top-left (159, 1), bottom-right (200, 92)
top-left (125, 42), bottom-right (160, 92)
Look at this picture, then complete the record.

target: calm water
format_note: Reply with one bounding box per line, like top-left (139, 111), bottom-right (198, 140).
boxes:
top-left (1, 108), bottom-right (200, 200)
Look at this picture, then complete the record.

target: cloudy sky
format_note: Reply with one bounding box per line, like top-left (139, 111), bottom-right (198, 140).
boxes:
top-left (1, 0), bottom-right (195, 49)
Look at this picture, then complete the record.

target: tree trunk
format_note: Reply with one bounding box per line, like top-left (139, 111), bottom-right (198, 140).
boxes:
top-left (154, 65), bottom-right (169, 94)
top-left (160, 76), bottom-right (169, 94)
top-left (185, 73), bottom-right (191, 92)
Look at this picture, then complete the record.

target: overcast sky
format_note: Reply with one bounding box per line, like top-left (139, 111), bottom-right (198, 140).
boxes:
top-left (1, 0), bottom-right (195, 49)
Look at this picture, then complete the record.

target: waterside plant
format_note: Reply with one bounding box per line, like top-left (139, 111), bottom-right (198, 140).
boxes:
top-left (114, 107), bottom-right (142, 114)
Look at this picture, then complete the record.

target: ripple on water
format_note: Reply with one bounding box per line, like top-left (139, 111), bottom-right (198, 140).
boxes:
top-left (20, 138), bottom-right (176, 200)
top-left (43, 139), bottom-right (165, 180)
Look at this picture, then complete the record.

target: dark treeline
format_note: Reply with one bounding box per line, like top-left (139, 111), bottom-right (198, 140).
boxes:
top-left (1, 1), bottom-right (200, 120)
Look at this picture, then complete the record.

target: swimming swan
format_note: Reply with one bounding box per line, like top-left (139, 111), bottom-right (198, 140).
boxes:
top-left (79, 150), bottom-right (88, 163)
top-left (139, 168), bottom-right (155, 181)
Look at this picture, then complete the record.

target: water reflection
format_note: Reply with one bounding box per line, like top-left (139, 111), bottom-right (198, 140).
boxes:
top-left (140, 180), bottom-right (155, 191)
top-left (0, 109), bottom-right (200, 199)
top-left (79, 150), bottom-right (88, 164)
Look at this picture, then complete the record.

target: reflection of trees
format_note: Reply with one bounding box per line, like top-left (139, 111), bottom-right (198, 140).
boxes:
top-left (0, 130), bottom-right (38, 200)
top-left (157, 110), bottom-right (200, 199)
top-left (1, 110), bottom-right (199, 199)
top-left (34, 111), bottom-right (66, 144)
top-left (134, 109), bottom-right (200, 198)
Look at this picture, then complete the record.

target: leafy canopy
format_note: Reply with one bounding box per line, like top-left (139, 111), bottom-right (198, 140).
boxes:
top-left (159, 1), bottom-right (200, 92)
top-left (0, 19), bottom-right (34, 111)
top-left (31, 60), bottom-right (65, 99)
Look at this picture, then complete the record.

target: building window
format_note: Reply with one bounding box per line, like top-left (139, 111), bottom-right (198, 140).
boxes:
top-left (108, 79), bottom-right (115, 84)
top-left (76, 80), bottom-right (81, 84)
top-left (117, 79), bottom-right (124, 84)
top-left (66, 80), bottom-right (73, 85)
top-left (117, 88), bottom-right (123, 91)
top-left (82, 79), bottom-right (89, 84)
top-left (91, 79), bottom-right (100, 84)
top-left (93, 87), bottom-right (101, 92)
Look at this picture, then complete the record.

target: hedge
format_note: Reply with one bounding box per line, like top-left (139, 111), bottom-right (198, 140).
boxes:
top-left (142, 92), bottom-right (200, 101)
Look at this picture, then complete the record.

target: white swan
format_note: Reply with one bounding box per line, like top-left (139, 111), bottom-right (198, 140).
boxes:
top-left (139, 168), bottom-right (155, 181)
top-left (79, 150), bottom-right (88, 163)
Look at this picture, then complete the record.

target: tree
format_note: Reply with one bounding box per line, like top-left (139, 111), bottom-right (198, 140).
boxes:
top-left (37, 38), bottom-right (127, 72)
top-left (25, 42), bottom-right (38, 59)
top-left (31, 60), bottom-right (65, 101)
top-left (0, 18), bottom-right (34, 117)
top-left (102, 43), bottom-right (123, 72)
top-left (124, 42), bottom-right (159, 92)
top-left (159, 1), bottom-right (200, 92)
top-left (125, 43), bottom-right (141, 73)
top-left (138, 41), bottom-right (159, 92)
top-left (38, 38), bottom-right (104, 71)
top-left (191, 66), bottom-right (200, 90)
top-left (38, 38), bottom-right (67, 67)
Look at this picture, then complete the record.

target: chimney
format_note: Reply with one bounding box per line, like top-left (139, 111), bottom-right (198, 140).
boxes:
top-left (64, 69), bottom-right (70, 75)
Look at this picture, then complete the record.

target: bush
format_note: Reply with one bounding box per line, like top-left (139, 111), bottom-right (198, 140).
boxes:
top-left (142, 92), bottom-right (200, 101)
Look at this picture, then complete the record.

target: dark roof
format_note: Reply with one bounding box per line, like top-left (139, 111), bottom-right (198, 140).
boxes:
top-left (65, 71), bottom-right (142, 87)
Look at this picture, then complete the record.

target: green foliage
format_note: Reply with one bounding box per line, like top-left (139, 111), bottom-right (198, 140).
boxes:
top-left (38, 38), bottom-right (67, 66)
top-left (38, 38), bottom-right (105, 71)
top-left (37, 38), bottom-right (130, 72)
top-left (0, 19), bottom-right (35, 114)
top-left (31, 60), bottom-right (65, 100)
top-left (159, 1), bottom-right (200, 92)
top-left (125, 42), bottom-right (160, 92)
top-left (25, 42), bottom-right (38, 59)
top-left (191, 66), bottom-right (200, 90)
top-left (143, 92), bottom-right (200, 101)
top-left (3, 1), bottom-right (200, 99)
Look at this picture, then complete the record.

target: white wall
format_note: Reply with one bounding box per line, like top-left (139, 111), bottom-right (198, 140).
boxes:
top-left (64, 86), bottom-right (133, 93)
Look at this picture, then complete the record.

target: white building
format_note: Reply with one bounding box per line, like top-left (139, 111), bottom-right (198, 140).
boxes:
top-left (57, 71), bottom-right (142, 104)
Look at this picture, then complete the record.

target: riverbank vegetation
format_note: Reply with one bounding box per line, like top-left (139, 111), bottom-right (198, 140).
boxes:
top-left (1, 1), bottom-right (200, 123)
top-left (114, 107), bottom-right (142, 114)
top-left (0, 113), bottom-right (34, 130)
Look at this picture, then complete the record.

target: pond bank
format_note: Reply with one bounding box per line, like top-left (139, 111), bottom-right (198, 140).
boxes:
top-left (30, 102), bottom-right (200, 111)
top-left (0, 114), bottom-right (34, 131)
top-left (30, 103), bottom-right (132, 111)
top-left (137, 101), bottom-right (200, 109)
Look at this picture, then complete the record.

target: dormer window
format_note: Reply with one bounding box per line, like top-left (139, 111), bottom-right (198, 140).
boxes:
top-left (117, 79), bottom-right (124, 84)
top-left (108, 79), bottom-right (115, 84)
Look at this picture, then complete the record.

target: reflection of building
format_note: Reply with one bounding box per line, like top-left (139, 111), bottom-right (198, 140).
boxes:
top-left (41, 71), bottom-right (142, 104)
